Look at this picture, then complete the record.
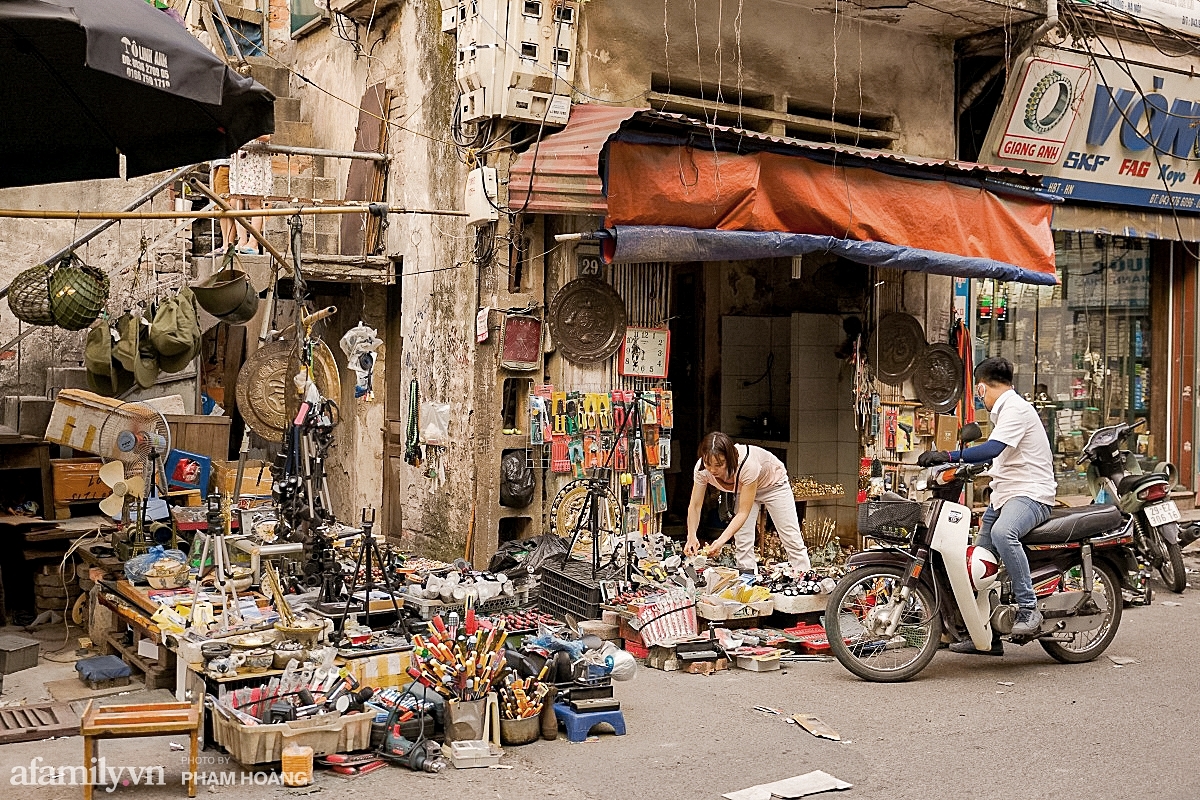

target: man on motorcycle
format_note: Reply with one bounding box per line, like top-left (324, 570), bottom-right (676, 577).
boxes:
top-left (917, 357), bottom-right (1058, 653)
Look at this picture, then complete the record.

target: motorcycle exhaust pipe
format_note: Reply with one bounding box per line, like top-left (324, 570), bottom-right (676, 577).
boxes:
top-left (1179, 523), bottom-right (1200, 549)
top-left (991, 604), bottom-right (1016, 635)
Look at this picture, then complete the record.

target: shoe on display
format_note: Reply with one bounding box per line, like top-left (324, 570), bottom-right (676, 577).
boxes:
top-left (1010, 607), bottom-right (1044, 636)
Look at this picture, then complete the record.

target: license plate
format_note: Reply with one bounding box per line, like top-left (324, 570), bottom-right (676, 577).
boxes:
top-left (1145, 501), bottom-right (1181, 527)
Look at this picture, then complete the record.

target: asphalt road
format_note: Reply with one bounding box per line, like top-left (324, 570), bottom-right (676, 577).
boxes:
top-left (3, 549), bottom-right (1198, 800)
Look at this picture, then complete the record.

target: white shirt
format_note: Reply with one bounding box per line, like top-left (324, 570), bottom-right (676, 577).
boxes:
top-left (987, 389), bottom-right (1057, 508)
top-left (694, 444), bottom-right (789, 496)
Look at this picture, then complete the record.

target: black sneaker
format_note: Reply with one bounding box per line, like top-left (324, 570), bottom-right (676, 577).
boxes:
top-left (949, 637), bottom-right (1004, 656)
top-left (1011, 607), bottom-right (1044, 637)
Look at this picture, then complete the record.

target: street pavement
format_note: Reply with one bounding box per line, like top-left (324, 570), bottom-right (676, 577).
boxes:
top-left (2, 548), bottom-right (1198, 800)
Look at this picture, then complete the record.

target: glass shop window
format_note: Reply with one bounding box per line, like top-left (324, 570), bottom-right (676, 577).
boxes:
top-left (976, 233), bottom-right (1153, 496)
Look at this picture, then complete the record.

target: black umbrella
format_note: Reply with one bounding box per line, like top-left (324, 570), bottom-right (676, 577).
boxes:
top-left (0, 0), bottom-right (274, 189)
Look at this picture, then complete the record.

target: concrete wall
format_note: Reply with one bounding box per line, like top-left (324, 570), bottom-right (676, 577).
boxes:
top-left (579, 0), bottom-right (957, 158)
top-left (286, 1), bottom-right (474, 554)
top-left (0, 176), bottom-right (190, 400)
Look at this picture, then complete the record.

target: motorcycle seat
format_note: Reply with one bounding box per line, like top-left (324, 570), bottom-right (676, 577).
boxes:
top-left (1023, 504), bottom-right (1125, 544)
top-left (1117, 473), bottom-right (1163, 496)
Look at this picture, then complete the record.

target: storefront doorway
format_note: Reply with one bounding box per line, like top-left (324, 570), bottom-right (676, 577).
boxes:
top-left (976, 232), bottom-right (1156, 497)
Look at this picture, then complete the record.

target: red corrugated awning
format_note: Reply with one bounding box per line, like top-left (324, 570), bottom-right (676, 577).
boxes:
top-left (510, 107), bottom-right (1058, 283)
top-left (508, 105), bottom-right (640, 215)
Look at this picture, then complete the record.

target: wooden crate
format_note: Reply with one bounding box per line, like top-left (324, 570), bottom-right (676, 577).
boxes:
top-left (166, 414), bottom-right (231, 462)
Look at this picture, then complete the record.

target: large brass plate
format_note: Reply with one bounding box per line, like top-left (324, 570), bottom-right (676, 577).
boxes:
top-left (874, 312), bottom-right (926, 386)
top-left (913, 343), bottom-right (964, 414)
top-left (548, 278), bottom-right (627, 364)
top-left (236, 337), bottom-right (341, 441)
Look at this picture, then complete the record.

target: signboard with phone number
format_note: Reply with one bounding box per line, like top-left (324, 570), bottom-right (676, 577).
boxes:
top-left (982, 47), bottom-right (1200, 214)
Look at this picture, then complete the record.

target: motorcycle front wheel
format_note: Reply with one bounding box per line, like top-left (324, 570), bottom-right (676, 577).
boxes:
top-left (1040, 561), bottom-right (1123, 664)
top-left (1156, 523), bottom-right (1186, 593)
top-left (826, 565), bottom-right (942, 682)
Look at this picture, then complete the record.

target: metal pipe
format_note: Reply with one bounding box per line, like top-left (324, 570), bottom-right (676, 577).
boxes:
top-left (957, 0), bottom-right (1059, 118)
top-left (243, 142), bottom-right (390, 162)
top-left (0, 205), bottom-right (466, 220)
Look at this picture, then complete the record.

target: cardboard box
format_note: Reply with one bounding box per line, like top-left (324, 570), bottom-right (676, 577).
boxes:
top-left (45, 389), bottom-right (189, 457)
top-left (212, 459), bottom-right (273, 497)
top-left (45, 389), bottom-right (134, 456)
top-left (680, 658), bottom-right (728, 675)
top-left (50, 458), bottom-right (107, 503)
top-left (646, 644), bottom-right (679, 671)
top-left (935, 415), bottom-right (960, 451)
top-left (735, 649), bottom-right (784, 671)
top-left (696, 596), bottom-right (774, 621)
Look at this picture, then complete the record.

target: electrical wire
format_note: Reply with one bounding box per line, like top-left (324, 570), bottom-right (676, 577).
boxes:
top-left (1057, 2), bottom-right (1200, 260)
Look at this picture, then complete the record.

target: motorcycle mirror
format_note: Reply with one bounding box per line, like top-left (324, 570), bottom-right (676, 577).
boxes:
top-left (959, 422), bottom-right (982, 444)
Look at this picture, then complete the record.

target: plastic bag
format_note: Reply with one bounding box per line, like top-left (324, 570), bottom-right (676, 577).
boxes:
top-left (420, 401), bottom-right (451, 446)
top-left (124, 545), bottom-right (188, 583)
top-left (499, 450), bottom-right (535, 508)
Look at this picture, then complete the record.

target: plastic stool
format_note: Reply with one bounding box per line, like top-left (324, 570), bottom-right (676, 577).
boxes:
top-left (553, 703), bottom-right (626, 743)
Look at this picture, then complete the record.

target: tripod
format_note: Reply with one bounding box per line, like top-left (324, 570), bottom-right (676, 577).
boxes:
top-left (563, 390), bottom-right (658, 580)
top-left (188, 492), bottom-right (242, 630)
top-left (336, 507), bottom-right (403, 634)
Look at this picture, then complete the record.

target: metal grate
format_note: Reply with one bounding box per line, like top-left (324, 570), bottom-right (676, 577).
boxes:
top-left (0, 702), bottom-right (79, 744)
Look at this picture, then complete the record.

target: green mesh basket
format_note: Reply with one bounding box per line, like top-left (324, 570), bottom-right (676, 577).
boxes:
top-left (5, 263), bottom-right (55, 326)
top-left (48, 256), bottom-right (110, 330)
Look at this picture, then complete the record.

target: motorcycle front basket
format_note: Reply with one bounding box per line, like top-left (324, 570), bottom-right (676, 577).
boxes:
top-left (857, 499), bottom-right (923, 545)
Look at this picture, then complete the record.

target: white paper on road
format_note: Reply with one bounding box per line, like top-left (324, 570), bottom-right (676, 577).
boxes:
top-left (723, 770), bottom-right (853, 800)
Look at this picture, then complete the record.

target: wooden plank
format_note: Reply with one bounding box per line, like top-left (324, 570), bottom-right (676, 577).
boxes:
top-left (340, 83), bottom-right (389, 257)
top-left (96, 702), bottom-right (190, 713)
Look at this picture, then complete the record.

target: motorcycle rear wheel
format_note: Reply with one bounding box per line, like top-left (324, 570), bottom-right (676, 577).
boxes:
top-left (826, 565), bottom-right (942, 682)
top-left (1156, 524), bottom-right (1186, 593)
top-left (1040, 561), bottom-right (1123, 664)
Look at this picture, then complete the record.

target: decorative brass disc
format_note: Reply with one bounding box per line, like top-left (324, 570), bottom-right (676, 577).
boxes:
top-left (548, 278), bottom-right (627, 364)
top-left (913, 343), bottom-right (965, 414)
top-left (549, 478), bottom-right (622, 560)
top-left (875, 312), bottom-right (927, 386)
top-left (236, 337), bottom-right (341, 442)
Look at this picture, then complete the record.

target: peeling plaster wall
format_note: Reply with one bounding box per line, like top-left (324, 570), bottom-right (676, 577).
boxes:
top-left (288, 3), bottom-right (473, 554)
top-left (579, 0), bottom-right (957, 158)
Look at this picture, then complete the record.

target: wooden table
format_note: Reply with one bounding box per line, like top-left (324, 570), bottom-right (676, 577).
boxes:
top-left (80, 700), bottom-right (201, 799)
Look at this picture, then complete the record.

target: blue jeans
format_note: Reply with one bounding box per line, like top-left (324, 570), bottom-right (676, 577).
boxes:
top-left (977, 497), bottom-right (1052, 609)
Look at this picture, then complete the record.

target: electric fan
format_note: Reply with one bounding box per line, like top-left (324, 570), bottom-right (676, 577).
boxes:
top-left (95, 402), bottom-right (173, 558)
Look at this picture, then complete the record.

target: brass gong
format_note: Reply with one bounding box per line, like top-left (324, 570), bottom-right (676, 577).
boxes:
top-left (236, 336), bottom-right (341, 441)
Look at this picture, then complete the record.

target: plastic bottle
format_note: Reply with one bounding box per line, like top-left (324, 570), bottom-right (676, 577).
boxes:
top-left (281, 744), bottom-right (313, 786)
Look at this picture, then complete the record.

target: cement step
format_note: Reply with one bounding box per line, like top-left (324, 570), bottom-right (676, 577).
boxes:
top-left (273, 120), bottom-right (314, 148)
top-left (246, 57), bottom-right (290, 98)
top-left (1, 396), bottom-right (54, 437)
top-left (274, 96), bottom-right (302, 124)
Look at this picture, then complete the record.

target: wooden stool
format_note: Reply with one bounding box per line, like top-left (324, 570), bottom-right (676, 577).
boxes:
top-left (80, 700), bottom-right (201, 800)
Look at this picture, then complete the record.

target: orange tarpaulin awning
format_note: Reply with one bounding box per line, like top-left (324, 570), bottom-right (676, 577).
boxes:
top-left (512, 109), bottom-right (1058, 285)
top-left (603, 141), bottom-right (1057, 282)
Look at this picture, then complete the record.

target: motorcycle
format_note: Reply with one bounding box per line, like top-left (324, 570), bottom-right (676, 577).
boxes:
top-left (826, 424), bottom-right (1140, 682)
top-left (1079, 420), bottom-right (1186, 593)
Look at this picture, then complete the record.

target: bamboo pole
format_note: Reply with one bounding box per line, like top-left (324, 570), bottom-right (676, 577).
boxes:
top-left (0, 205), bottom-right (466, 220)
